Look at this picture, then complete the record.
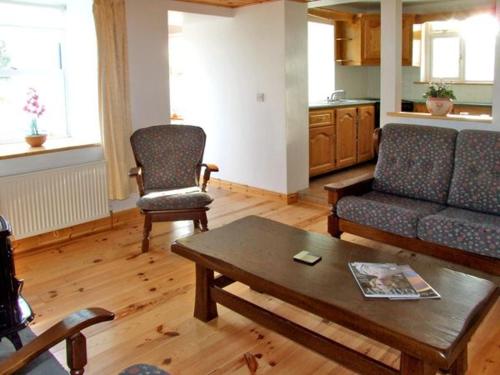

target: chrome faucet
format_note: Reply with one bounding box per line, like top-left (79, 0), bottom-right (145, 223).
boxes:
top-left (329, 90), bottom-right (345, 102)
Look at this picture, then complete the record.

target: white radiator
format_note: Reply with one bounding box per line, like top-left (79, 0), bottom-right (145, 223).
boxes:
top-left (0, 161), bottom-right (109, 239)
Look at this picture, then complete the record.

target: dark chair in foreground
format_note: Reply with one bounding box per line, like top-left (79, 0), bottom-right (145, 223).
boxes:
top-left (130, 125), bottom-right (219, 252)
top-left (0, 308), bottom-right (114, 375)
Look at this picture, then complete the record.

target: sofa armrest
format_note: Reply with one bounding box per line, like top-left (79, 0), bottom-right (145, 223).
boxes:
top-left (0, 308), bottom-right (114, 375)
top-left (324, 173), bottom-right (374, 238)
top-left (324, 173), bottom-right (374, 205)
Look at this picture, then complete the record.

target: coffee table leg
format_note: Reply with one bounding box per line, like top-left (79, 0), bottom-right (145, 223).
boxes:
top-left (450, 348), bottom-right (467, 375)
top-left (400, 353), bottom-right (437, 375)
top-left (194, 264), bottom-right (218, 322)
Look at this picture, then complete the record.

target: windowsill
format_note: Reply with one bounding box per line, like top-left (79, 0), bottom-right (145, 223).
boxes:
top-left (413, 81), bottom-right (494, 86)
top-left (0, 138), bottom-right (101, 160)
top-left (387, 111), bottom-right (493, 124)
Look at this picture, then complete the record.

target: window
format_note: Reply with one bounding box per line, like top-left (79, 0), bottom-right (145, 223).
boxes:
top-left (308, 20), bottom-right (335, 102)
top-left (0, 1), bottom-right (99, 145)
top-left (422, 14), bottom-right (497, 83)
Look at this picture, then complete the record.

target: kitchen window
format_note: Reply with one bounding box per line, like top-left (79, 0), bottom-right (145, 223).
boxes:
top-left (421, 14), bottom-right (497, 83)
top-left (308, 20), bottom-right (335, 102)
top-left (0, 1), bottom-right (99, 146)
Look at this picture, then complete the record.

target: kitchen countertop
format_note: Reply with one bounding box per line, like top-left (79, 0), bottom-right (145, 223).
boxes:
top-left (309, 99), bottom-right (378, 109)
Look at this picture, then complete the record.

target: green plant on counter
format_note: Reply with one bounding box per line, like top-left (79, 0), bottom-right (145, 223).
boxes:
top-left (423, 82), bottom-right (456, 100)
top-left (0, 40), bottom-right (10, 69)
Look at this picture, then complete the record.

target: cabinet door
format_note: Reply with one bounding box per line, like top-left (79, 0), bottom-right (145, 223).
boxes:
top-left (414, 103), bottom-right (428, 113)
top-left (452, 105), bottom-right (492, 116)
top-left (357, 106), bottom-right (375, 163)
top-left (402, 15), bottom-right (414, 66)
top-left (336, 107), bottom-right (358, 168)
top-left (361, 15), bottom-right (381, 64)
top-left (309, 125), bottom-right (336, 176)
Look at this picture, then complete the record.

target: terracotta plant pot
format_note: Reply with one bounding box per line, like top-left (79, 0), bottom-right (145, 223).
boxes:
top-left (25, 134), bottom-right (47, 147)
top-left (426, 97), bottom-right (454, 116)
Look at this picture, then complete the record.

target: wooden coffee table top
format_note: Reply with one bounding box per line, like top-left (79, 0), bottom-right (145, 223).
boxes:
top-left (173, 216), bottom-right (498, 368)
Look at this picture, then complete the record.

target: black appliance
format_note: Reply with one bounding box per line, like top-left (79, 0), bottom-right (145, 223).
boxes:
top-left (0, 216), bottom-right (33, 349)
top-left (401, 99), bottom-right (415, 112)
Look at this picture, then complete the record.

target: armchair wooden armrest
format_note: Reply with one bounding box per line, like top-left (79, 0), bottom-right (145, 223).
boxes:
top-left (324, 173), bottom-right (374, 238)
top-left (0, 308), bottom-right (114, 375)
top-left (200, 163), bottom-right (219, 192)
top-left (129, 166), bottom-right (145, 196)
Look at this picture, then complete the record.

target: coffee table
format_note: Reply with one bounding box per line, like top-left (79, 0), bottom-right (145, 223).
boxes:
top-left (171, 216), bottom-right (498, 375)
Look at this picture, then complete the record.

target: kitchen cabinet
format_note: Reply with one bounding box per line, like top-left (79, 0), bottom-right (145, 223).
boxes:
top-left (309, 125), bottom-right (336, 176)
top-left (357, 106), bottom-right (375, 162)
top-left (361, 15), bottom-right (381, 65)
top-left (309, 104), bottom-right (375, 177)
top-left (336, 107), bottom-right (358, 168)
top-left (309, 109), bottom-right (336, 176)
top-left (336, 14), bottom-right (414, 66)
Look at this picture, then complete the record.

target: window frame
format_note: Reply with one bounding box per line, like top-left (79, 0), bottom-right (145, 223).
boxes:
top-left (0, 25), bottom-right (70, 145)
top-left (422, 20), bottom-right (494, 84)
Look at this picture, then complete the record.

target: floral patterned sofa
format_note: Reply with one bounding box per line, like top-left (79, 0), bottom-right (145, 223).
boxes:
top-left (325, 124), bottom-right (500, 275)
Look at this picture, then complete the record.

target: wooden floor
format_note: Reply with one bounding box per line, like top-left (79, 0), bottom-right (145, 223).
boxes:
top-left (299, 163), bottom-right (376, 206)
top-left (14, 187), bottom-right (499, 375)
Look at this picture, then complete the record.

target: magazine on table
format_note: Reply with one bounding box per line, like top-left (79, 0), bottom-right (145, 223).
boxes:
top-left (349, 262), bottom-right (440, 300)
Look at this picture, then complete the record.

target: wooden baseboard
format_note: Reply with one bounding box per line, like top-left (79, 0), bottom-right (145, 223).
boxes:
top-left (12, 208), bottom-right (141, 255)
top-left (210, 178), bottom-right (299, 204)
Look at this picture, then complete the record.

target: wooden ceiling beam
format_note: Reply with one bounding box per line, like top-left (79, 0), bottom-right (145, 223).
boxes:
top-left (308, 8), bottom-right (355, 22)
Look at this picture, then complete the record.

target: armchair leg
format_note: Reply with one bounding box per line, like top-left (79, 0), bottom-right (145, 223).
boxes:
top-left (200, 213), bottom-right (209, 232)
top-left (328, 213), bottom-right (342, 239)
top-left (142, 214), bottom-right (152, 253)
top-left (66, 332), bottom-right (87, 375)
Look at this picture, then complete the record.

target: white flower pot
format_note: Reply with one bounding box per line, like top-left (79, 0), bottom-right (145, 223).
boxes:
top-left (426, 97), bottom-right (454, 116)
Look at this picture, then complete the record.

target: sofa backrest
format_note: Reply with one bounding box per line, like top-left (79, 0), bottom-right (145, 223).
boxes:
top-left (447, 130), bottom-right (500, 215)
top-left (373, 124), bottom-right (458, 204)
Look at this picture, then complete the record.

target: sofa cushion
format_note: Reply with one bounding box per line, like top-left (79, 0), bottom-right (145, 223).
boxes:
top-left (337, 191), bottom-right (446, 238)
top-left (418, 207), bottom-right (500, 259)
top-left (373, 124), bottom-right (458, 204)
top-left (137, 187), bottom-right (213, 211)
top-left (447, 130), bottom-right (500, 215)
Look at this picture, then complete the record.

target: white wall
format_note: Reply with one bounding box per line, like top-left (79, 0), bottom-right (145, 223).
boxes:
top-left (126, 0), bottom-right (170, 131)
top-left (126, 0), bottom-right (233, 133)
top-left (380, 0), bottom-right (402, 126)
top-left (285, 1), bottom-right (309, 194)
top-left (178, 1), bottom-right (308, 194)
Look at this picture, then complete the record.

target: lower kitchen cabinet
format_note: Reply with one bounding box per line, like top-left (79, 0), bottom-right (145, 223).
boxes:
top-left (309, 104), bottom-right (375, 177)
top-left (336, 107), bottom-right (358, 169)
top-left (309, 125), bottom-right (336, 176)
top-left (357, 105), bottom-right (375, 162)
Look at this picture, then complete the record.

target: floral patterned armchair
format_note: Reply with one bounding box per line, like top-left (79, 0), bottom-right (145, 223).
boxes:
top-left (130, 125), bottom-right (219, 252)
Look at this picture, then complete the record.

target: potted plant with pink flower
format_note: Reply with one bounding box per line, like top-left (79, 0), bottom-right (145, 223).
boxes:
top-left (423, 82), bottom-right (456, 116)
top-left (23, 88), bottom-right (47, 147)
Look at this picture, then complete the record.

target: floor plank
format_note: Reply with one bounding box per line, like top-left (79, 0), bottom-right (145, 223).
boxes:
top-left (12, 186), bottom-right (499, 375)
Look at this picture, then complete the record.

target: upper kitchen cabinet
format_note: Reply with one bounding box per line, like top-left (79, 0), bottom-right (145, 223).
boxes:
top-left (335, 14), bottom-right (414, 66)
